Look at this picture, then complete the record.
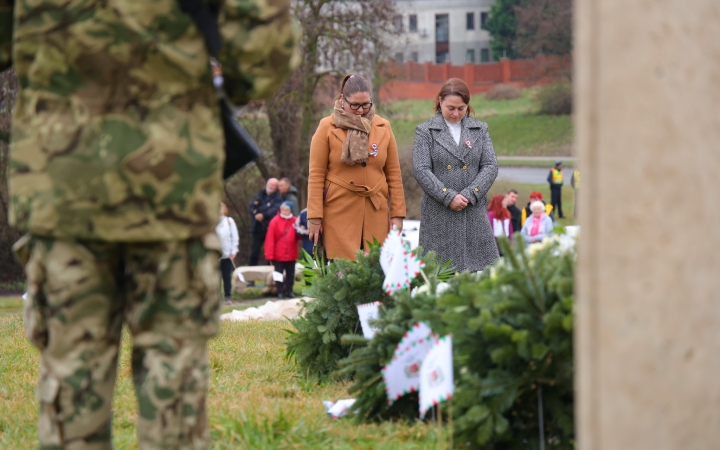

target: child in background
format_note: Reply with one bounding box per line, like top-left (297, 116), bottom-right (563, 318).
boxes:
top-left (265, 201), bottom-right (300, 298)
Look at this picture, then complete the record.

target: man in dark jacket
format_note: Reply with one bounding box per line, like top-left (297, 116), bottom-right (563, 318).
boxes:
top-left (278, 177), bottom-right (299, 215)
top-left (248, 178), bottom-right (283, 267)
top-left (505, 189), bottom-right (521, 238)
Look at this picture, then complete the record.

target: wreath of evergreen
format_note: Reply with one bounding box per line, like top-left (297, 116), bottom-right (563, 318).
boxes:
top-left (284, 241), bottom-right (454, 380)
top-left (338, 237), bottom-right (576, 449)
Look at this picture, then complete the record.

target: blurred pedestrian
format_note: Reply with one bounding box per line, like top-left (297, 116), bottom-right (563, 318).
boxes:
top-left (295, 208), bottom-right (314, 257)
top-left (413, 78), bottom-right (499, 272)
top-left (265, 201), bottom-right (300, 298)
top-left (278, 177), bottom-right (299, 215)
top-left (571, 168), bottom-right (580, 218)
top-left (307, 74), bottom-right (406, 260)
top-left (488, 194), bottom-right (513, 254)
top-left (248, 178), bottom-right (284, 274)
top-left (547, 161), bottom-right (565, 219)
top-left (521, 201), bottom-right (555, 243)
top-left (217, 203), bottom-right (239, 305)
top-left (505, 189), bottom-right (521, 236)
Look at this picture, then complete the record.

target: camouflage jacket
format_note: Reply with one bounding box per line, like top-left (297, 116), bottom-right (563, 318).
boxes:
top-left (0, 0), bottom-right (299, 241)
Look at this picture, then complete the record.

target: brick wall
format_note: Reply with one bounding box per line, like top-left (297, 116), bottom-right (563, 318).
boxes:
top-left (379, 56), bottom-right (571, 101)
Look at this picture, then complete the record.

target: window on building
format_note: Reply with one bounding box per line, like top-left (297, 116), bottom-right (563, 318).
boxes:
top-left (393, 15), bottom-right (403, 32)
top-left (480, 12), bottom-right (489, 29)
top-left (410, 51), bottom-right (419, 63)
top-left (409, 14), bottom-right (418, 32)
top-left (466, 13), bottom-right (475, 30)
top-left (435, 14), bottom-right (449, 43)
top-left (481, 48), bottom-right (490, 63)
top-left (435, 14), bottom-right (449, 63)
top-left (395, 52), bottom-right (404, 63)
top-left (466, 49), bottom-right (476, 63)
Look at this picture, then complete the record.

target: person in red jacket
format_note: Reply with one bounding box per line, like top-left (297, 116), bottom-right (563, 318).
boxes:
top-left (265, 201), bottom-right (300, 298)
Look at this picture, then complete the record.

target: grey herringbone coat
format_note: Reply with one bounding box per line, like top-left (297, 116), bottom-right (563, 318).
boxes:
top-left (412, 114), bottom-right (499, 272)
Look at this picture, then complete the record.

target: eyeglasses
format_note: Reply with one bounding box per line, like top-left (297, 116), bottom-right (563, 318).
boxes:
top-left (346, 101), bottom-right (373, 110)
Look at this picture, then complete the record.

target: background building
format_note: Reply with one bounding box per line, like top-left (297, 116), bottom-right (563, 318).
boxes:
top-left (392, 0), bottom-right (495, 65)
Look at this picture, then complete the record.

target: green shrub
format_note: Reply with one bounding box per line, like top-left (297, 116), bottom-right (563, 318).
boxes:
top-left (340, 237), bottom-right (576, 449)
top-left (535, 83), bottom-right (573, 115)
top-left (285, 242), bottom-right (454, 380)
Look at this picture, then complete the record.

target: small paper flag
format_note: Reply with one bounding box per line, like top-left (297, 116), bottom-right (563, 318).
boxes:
top-left (419, 334), bottom-right (454, 418)
top-left (357, 301), bottom-right (381, 339)
top-left (382, 322), bottom-right (433, 404)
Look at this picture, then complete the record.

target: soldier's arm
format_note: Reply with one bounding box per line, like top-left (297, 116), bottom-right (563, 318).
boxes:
top-left (216, 0), bottom-right (300, 105)
top-left (0, 0), bottom-right (13, 71)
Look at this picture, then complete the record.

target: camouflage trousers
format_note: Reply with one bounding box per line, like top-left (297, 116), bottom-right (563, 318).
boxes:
top-left (15, 234), bottom-right (222, 450)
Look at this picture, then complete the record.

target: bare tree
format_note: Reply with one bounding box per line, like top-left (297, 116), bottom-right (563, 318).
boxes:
top-left (515, 0), bottom-right (573, 58)
top-left (0, 68), bottom-right (23, 282)
top-left (265, 0), bottom-right (401, 207)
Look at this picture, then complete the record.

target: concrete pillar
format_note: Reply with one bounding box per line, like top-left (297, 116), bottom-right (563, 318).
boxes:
top-left (575, 1), bottom-right (720, 449)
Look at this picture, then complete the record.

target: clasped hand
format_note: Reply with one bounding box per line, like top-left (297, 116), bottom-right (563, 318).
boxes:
top-left (449, 194), bottom-right (469, 211)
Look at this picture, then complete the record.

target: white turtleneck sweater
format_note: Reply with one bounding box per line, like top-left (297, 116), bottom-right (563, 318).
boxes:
top-left (445, 120), bottom-right (462, 145)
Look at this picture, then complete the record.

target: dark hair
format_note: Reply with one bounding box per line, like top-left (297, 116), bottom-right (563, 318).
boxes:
top-left (507, 189), bottom-right (518, 195)
top-left (488, 194), bottom-right (510, 220)
top-left (336, 74), bottom-right (371, 101)
top-left (434, 78), bottom-right (475, 116)
top-left (279, 177), bottom-right (291, 184)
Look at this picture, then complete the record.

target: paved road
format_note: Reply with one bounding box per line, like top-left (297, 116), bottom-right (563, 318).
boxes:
top-left (497, 156), bottom-right (575, 161)
top-left (497, 166), bottom-right (553, 184)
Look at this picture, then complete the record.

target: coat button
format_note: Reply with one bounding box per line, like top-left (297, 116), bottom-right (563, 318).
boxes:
top-left (463, 165), bottom-right (467, 170)
top-left (361, 162), bottom-right (366, 167)
top-left (442, 188), bottom-right (447, 192)
top-left (447, 165), bottom-right (452, 170)
top-left (474, 188), bottom-right (479, 192)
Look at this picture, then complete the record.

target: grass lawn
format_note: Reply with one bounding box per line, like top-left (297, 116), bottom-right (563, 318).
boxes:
top-left (0, 302), bottom-right (448, 449)
top-left (378, 90), bottom-right (573, 157)
top-left (497, 158), bottom-right (575, 168)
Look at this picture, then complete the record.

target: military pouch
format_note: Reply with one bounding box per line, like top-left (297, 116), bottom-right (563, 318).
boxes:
top-left (178, 0), bottom-right (262, 179)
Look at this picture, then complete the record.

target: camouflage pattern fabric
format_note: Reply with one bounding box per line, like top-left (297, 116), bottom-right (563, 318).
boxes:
top-left (16, 233), bottom-right (222, 449)
top-left (0, 0), bottom-right (299, 241)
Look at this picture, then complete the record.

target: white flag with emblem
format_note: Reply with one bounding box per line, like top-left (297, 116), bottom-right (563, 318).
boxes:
top-left (381, 322), bottom-right (434, 404)
top-left (419, 334), bottom-right (454, 418)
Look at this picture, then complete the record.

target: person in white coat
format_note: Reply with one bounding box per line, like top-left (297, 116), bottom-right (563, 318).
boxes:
top-left (216, 202), bottom-right (239, 304)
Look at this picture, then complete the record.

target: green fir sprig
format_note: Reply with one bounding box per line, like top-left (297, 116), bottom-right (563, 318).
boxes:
top-left (285, 240), bottom-right (453, 381)
top-left (338, 236), bottom-right (576, 449)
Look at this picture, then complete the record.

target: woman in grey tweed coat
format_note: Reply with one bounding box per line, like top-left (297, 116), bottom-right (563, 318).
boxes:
top-left (412, 79), bottom-right (499, 272)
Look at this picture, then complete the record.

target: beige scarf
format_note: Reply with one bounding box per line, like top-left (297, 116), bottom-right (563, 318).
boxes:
top-left (333, 99), bottom-right (375, 165)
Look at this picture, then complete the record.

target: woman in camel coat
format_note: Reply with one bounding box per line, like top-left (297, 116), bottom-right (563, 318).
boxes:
top-left (307, 74), bottom-right (406, 260)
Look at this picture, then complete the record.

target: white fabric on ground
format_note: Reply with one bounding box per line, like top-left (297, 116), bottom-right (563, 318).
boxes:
top-left (220, 298), bottom-right (311, 322)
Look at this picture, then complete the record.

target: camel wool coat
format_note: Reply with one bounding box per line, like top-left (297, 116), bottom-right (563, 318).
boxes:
top-left (308, 114), bottom-right (406, 260)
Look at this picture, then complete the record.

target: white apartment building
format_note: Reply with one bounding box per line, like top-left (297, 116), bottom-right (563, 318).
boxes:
top-left (392, 0), bottom-right (495, 65)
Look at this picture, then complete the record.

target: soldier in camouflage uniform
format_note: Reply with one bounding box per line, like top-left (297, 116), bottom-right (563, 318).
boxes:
top-left (0, 0), bottom-right (299, 448)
